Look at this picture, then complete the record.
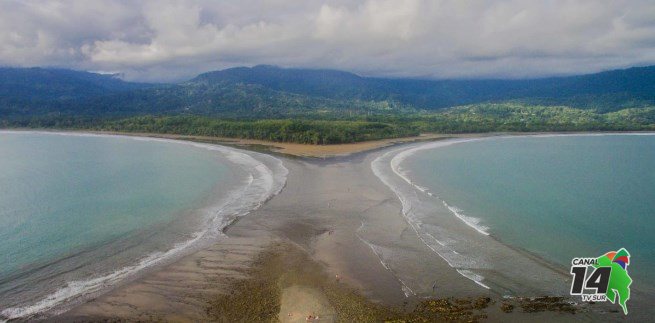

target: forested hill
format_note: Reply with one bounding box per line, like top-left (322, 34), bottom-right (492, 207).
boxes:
top-left (192, 65), bottom-right (371, 101)
top-left (0, 67), bottom-right (151, 99)
top-left (2, 64), bottom-right (655, 118)
top-left (194, 65), bottom-right (655, 111)
top-left (0, 67), bottom-right (152, 116)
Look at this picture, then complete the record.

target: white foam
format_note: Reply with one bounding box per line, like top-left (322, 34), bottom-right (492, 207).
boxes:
top-left (456, 269), bottom-right (490, 289)
top-left (441, 201), bottom-right (489, 236)
top-left (354, 221), bottom-right (417, 297)
top-left (0, 131), bottom-right (288, 320)
top-left (399, 279), bottom-right (416, 297)
top-left (355, 233), bottom-right (417, 297)
top-left (371, 140), bottom-right (493, 291)
top-left (380, 131), bottom-right (655, 238)
top-left (371, 134), bottom-right (655, 295)
top-left (387, 139), bottom-right (491, 235)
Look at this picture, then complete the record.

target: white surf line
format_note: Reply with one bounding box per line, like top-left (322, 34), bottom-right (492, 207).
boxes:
top-left (372, 141), bottom-right (495, 291)
top-left (456, 269), bottom-right (491, 290)
top-left (384, 131), bottom-right (655, 237)
top-left (371, 132), bottom-right (655, 294)
top-left (388, 138), bottom-right (491, 236)
top-left (354, 221), bottom-right (417, 297)
top-left (0, 131), bottom-right (288, 321)
top-left (441, 201), bottom-right (490, 236)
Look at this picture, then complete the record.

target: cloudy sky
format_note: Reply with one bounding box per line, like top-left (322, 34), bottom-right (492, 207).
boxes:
top-left (2, 0), bottom-right (655, 82)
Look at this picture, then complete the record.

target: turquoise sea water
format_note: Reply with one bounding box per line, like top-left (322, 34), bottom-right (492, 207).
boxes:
top-left (0, 132), bottom-right (245, 318)
top-left (403, 135), bottom-right (655, 288)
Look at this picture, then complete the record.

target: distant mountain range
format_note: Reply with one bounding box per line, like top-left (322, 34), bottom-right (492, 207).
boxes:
top-left (2, 64), bottom-right (655, 118)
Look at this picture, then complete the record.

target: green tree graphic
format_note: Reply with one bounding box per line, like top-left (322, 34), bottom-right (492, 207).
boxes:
top-left (594, 248), bottom-right (632, 315)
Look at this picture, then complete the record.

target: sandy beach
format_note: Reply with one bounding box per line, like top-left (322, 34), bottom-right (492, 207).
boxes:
top-left (44, 134), bottom-right (655, 322)
top-left (4, 1), bottom-right (655, 320)
top-left (69, 130), bottom-right (453, 158)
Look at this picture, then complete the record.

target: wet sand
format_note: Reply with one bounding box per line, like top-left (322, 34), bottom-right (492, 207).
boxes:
top-left (53, 139), bottom-right (620, 322)
top-left (79, 131), bottom-right (450, 158)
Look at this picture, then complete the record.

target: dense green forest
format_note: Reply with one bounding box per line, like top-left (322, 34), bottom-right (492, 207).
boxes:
top-left (1, 66), bottom-right (654, 144)
top-left (6, 104), bottom-right (653, 144)
top-left (4, 65), bottom-right (655, 117)
top-left (409, 104), bottom-right (655, 133)
top-left (192, 65), bottom-right (655, 111)
top-left (96, 117), bottom-right (418, 144)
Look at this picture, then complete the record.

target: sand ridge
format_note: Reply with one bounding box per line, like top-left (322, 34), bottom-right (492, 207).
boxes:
top-left (52, 136), bottom-right (617, 322)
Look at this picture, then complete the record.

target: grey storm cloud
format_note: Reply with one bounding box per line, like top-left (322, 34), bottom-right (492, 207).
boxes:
top-left (2, 0), bottom-right (655, 82)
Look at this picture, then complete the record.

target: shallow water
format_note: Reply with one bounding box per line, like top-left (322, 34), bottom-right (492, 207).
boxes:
top-left (0, 132), bottom-right (288, 320)
top-left (371, 134), bottom-right (655, 318)
top-left (403, 135), bottom-right (655, 288)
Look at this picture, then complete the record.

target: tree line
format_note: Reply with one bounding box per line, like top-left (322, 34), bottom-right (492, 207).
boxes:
top-left (3, 104), bottom-right (654, 144)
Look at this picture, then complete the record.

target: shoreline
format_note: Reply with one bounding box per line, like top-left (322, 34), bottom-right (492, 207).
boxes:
top-left (371, 138), bottom-right (573, 297)
top-left (3, 131), bottom-right (650, 321)
top-left (0, 131), bottom-right (288, 321)
top-left (51, 134), bottom-right (602, 321)
top-left (9, 129), bottom-right (453, 158)
top-left (5, 127), bottom-right (654, 159)
top-left (382, 133), bottom-right (655, 277)
top-left (373, 134), bottom-right (655, 319)
top-left (377, 133), bottom-right (655, 280)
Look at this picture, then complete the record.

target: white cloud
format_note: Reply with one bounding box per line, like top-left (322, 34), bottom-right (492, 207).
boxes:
top-left (1, 0), bottom-right (655, 81)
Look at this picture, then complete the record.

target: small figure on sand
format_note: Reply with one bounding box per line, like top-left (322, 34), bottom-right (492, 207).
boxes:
top-left (432, 281), bottom-right (438, 294)
top-left (335, 274), bottom-right (341, 282)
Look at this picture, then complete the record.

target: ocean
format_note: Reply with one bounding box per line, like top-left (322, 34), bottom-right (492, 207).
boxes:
top-left (373, 134), bottom-right (655, 298)
top-left (0, 132), bottom-right (287, 320)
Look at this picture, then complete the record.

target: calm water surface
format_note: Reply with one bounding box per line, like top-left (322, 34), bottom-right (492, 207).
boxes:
top-left (403, 135), bottom-right (655, 287)
top-left (0, 132), bottom-right (244, 318)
